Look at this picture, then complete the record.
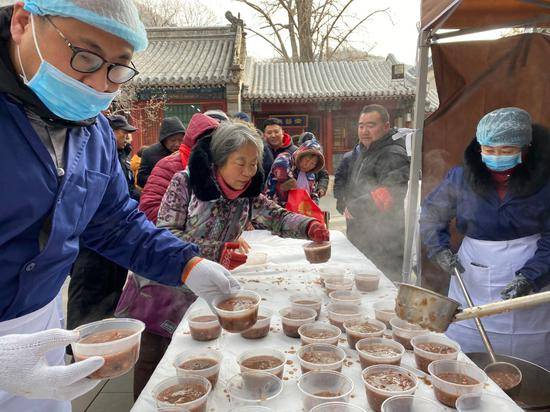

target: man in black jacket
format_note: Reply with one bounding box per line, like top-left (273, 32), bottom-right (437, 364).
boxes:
top-left (109, 114), bottom-right (141, 201)
top-left (333, 105), bottom-right (410, 280)
top-left (137, 116), bottom-right (185, 187)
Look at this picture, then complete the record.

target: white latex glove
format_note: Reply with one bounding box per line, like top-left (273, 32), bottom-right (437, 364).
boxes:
top-left (0, 328), bottom-right (104, 400)
top-left (184, 258), bottom-right (241, 306)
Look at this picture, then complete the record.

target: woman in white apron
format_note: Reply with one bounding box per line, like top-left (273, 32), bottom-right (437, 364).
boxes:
top-left (420, 108), bottom-right (550, 370)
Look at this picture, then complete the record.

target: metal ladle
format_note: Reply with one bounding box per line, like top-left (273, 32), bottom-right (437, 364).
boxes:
top-left (451, 266), bottom-right (522, 391)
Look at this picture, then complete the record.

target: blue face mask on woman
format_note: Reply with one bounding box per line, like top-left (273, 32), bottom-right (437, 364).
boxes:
top-left (17, 15), bottom-right (119, 122)
top-left (481, 153), bottom-right (522, 172)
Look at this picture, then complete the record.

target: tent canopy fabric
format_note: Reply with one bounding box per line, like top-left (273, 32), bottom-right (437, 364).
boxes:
top-left (421, 0), bottom-right (550, 31)
top-left (422, 33), bottom-right (550, 196)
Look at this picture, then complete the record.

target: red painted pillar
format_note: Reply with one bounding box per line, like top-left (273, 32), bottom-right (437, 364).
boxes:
top-left (325, 110), bottom-right (334, 174)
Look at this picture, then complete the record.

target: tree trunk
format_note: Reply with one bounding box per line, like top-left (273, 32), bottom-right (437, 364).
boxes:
top-left (296, 0), bottom-right (314, 61)
top-left (287, 0), bottom-right (299, 60)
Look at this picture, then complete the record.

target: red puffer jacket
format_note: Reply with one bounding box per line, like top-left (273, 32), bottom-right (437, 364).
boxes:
top-left (139, 113), bottom-right (219, 223)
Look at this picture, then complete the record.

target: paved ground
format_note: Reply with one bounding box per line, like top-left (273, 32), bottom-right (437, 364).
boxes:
top-left (65, 177), bottom-right (345, 411)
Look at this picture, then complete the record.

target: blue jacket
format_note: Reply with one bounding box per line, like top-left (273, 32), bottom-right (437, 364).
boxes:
top-left (0, 93), bottom-right (199, 321)
top-left (420, 125), bottom-right (550, 290)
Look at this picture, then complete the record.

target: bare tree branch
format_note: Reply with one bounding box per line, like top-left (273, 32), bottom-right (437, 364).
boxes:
top-left (327, 8), bottom-right (389, 59)
top-left (136, 0), bottom-right (220, 27)
top-left (236, 0), bottom-right (290, 59)
top-left (239, 0), bottom-right (389, 62)
top-left (318, 0), bottom-right (355, 54)
top-left (246, 26), bottom-right (289, 59)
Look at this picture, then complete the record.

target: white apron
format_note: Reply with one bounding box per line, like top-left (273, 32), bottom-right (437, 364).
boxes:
top-left (0, 297), bottom-right (71, 412)
top-left (446, 235), bottom-right (550, 370)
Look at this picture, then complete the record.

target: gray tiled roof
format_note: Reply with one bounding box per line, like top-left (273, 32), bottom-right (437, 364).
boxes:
top-left (242, 58), bottom-right (418, 102)
top-left (133, 26), bottom-right (239, 87)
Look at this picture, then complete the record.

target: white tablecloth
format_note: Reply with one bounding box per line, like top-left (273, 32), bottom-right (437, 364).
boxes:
top-left (132, 230), bottom-right (510, 411)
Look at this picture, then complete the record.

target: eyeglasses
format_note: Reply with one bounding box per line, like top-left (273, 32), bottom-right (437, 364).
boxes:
top-left (44, 16), bottom-right (139, 84)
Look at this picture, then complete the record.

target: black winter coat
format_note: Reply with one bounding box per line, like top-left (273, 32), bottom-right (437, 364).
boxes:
top-left (137, 142), bottom-right (172, 187)
top-left (336, 130), bottom-right (410, 278)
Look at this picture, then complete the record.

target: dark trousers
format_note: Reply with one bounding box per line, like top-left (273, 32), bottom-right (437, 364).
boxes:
top-left (133, 330), bottom-right (171, 400)
top-left (67, 248), bottom-right (128, 331)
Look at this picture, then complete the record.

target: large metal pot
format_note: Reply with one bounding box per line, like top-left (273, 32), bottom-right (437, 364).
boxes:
top-left (467, 352), bottom-right (550, 410)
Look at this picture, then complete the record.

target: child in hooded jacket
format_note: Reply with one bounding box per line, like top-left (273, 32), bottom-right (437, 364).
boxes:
top-left (266, 138), bottom-right (325, 206)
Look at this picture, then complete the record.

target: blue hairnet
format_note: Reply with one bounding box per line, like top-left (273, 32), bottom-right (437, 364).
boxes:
top-left (24, 0), bottom-right (148, 52)
top-left (476, 107), bottom-right (532, 147)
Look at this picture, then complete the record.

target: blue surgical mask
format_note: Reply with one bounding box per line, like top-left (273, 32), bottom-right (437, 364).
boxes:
top-left (17, 15), bottom-right (120, 121)
top-left (481, 153), bottom-right (522, 171)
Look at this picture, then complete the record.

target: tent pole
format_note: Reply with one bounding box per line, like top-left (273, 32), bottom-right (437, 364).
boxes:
top-left (402, 29), bottom-right (430, 285)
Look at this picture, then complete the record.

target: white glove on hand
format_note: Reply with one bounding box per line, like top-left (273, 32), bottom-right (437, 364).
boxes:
top-left (0, 328), bottom-right (104, 400)
top-left (184, 258), bottom-right (241, 306)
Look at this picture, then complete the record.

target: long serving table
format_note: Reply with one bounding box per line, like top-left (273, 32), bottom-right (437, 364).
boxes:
top-left (132, 230), bottom-right (511, 411)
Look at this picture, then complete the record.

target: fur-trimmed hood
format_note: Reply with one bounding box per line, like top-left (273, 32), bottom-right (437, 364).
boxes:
top-left (464, 123), bottom-right (550, 197)
top-left (188, 135), bottom-right (264, 201)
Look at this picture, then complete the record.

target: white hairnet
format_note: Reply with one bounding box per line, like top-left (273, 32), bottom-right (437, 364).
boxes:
top-left (23, 0), bottom-right (148, 52)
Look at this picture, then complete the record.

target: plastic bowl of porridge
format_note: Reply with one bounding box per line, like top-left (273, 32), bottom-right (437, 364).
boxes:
top-left (356, 337), bottom-right (405, 369)
top-left (226, 371), bottom-right (283, 406)
top-left (297, 343), bottom-right (347, 374)
top-left (329, 290), bottom-right (362, 306)
top-left (279, 307), bottom-right (317, 338)
top-left (237, 348), bottom-right (286, 379)
top-left (72, 318), bottom-right (144, 380)
top-left (373, 301), bottom-right (396, 328)
top-left (240, 307), bottom-right (273, 339)
top-left (153, 375), bottom-right (211, 411)
top-left (389, 317), bottom-right (427, 350)
top-left (212, 290), bottom-right (261, 332)
top-left (411, 334), bottom-right (460, 373)
top-left (187, 308), bottom-right (222, 341)
top-left (303, 241), bottom-right (332, 264)
top-left (428, 359), bottom-right (487, 408)
top-left (327, 303), bottom-right (362, 331)
top-left (298, 322), bottom-right (341, 346)
top-left (290, 293), bottom-right (323, 319)
top-left (173, 348), bottom-right (223, 388)
top-left (361, 364), bottom-right (418, 412)
top-left (354, 272), bottom-right (381, 292)
top-left (343, 317), bottom-right (386, 349)
top-left (298, 370), bottom-right (354, 412)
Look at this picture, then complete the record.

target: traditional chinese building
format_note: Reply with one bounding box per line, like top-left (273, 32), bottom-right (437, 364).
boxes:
top-left (128, 19), bottom-right (437, 172)
top-left (128, 15), bottom-right (246, 149)
top-left (242, 55), bottom-right (438, 172)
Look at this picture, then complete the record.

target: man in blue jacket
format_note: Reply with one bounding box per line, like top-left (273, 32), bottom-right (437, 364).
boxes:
top-left (0, 2), bottom-right (239, 411)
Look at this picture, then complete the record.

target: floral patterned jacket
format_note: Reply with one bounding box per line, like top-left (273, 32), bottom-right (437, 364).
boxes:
top-left (157, 135), bottom-right (314, 261)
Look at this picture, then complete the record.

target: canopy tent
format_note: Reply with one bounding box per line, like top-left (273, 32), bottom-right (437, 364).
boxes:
top-left (401, 0), bottom-right (550, 289)
top-left (422, 0), bottom-right (549, 31)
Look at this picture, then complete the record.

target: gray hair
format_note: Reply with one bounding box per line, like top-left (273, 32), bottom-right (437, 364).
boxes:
top-left (210, 120), bottom-right (264, 168)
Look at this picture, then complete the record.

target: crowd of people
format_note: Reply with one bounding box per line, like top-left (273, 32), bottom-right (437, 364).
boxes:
top-left (0, 1), bottom-right (548, 411)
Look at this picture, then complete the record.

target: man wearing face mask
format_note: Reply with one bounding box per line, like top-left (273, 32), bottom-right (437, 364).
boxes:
top-left (420, 107), bottom-right (550, 370)
top-left (0, 1), bottom-right (240, 410)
